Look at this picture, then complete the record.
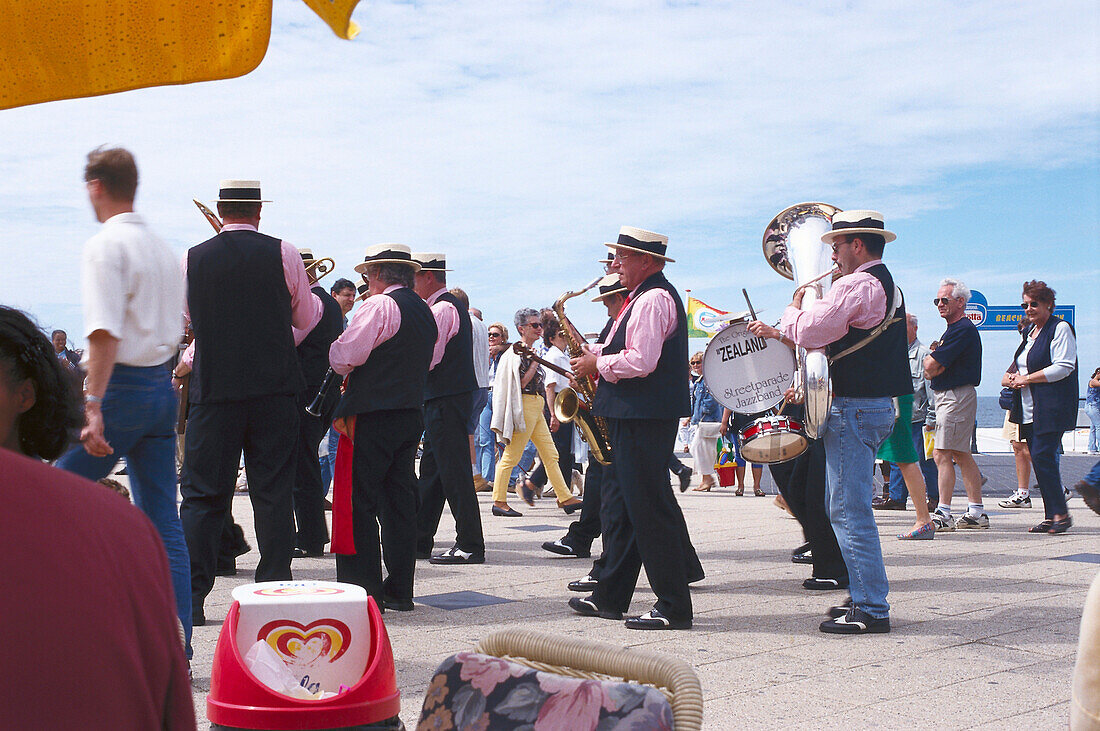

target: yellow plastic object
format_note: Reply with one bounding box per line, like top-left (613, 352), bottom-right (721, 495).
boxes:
top-left (0, 0), bottom-right (360, 111)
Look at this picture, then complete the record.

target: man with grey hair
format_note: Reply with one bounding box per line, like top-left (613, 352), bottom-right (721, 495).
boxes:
top-left (875, 311), bottom-right (939, 511)
top-left (924, 277), bottom-right (986, 530)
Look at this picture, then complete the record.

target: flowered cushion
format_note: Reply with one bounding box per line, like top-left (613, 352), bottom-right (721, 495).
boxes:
top-left (417, 652), bottom-right (673, 731)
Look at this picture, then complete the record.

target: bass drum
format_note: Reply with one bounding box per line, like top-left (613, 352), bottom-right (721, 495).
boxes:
top-left (702, 322), bottom-right (796, 414)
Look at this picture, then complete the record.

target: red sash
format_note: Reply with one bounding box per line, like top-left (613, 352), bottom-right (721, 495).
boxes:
top-left (330, 416), bottom-right (356, 554)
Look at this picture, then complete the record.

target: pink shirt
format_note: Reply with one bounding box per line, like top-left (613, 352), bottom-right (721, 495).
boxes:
top-left (779, 260), bottom-right (888, 349)
top-left (590, 286), bottom-right (678, 383)
top-left (425, 287), bottom-right (460, 371)
top-left (328, 284), bottom-right (405, 375)
top-left (180, 223), bottom-right (323, 366)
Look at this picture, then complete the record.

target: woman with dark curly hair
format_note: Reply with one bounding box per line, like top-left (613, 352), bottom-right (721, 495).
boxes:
top-left (1003, 280), bottom-right (1078, 534)
top-left (0, 306), bottom-right (83, 460)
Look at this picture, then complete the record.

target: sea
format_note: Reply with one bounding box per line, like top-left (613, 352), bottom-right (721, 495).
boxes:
top-left (976, 395), bottom-right (1090, 428)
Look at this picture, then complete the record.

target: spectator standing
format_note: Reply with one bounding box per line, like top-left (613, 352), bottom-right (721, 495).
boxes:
top-left (1004, 280), bottom-right (1078, 534)
top-left (55, 147), bottom-right (194, 658)
top-left (1085, 366), bottom-right (1100, 455)
top-left (476, 322), bottom-right (509, 488)
top-left (924, 277), bottom-right (987, 531)
top-left (319, 276), bottom-right (357, 503)
top-left (688, 352), bottom-right (723, 492)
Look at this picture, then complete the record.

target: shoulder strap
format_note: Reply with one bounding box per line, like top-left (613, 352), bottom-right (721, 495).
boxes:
top-left (828, 286), bottom-right (904, 365)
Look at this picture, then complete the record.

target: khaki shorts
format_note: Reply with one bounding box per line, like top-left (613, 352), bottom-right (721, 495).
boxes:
top-left (933, 385), bottom-right (977, 452)
top-left (1001, 412), bottom-right (1023, 443)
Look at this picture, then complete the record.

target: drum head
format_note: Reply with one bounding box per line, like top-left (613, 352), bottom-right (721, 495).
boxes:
top-left (703, 322), bottom-right (796, 414)
top-left (740, 431), bottom-right (808, 464)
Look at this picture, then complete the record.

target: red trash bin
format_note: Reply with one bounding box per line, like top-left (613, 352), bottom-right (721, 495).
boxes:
top-left (207, 595), bottom-right (402, 730)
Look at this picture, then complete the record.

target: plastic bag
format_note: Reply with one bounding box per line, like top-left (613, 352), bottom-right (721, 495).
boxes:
top-left (244, 640), bottom-right (337, 700)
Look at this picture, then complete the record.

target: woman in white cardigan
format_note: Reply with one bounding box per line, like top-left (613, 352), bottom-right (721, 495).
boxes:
top-left (490, 308), bottom-right (583, 517)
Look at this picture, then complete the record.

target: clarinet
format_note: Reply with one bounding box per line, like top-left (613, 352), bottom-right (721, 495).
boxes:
top-left (306, 368), bottom-right (338, 417)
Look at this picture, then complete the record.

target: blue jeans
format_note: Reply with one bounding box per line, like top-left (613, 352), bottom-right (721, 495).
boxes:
top-left (888, 422), bottom-right (939, 503)
top-left (512, 441), bottom-right (537, 485)
top-left (1086, 402), bottom-right (1100, 453)
top-left (823, 396), bottom-right (896, 619)
top-left (320, 425), bottom-right (339, 498)
top-left (1086, 459), bottom-right (1100, 487)
top-left (56, 364), bottom-right (192, 658)
top-left (476, 393), bottom-right (496, 480)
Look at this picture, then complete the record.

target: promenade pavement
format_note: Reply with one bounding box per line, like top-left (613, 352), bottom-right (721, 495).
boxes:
top-left (186, 453), bottom-right (1099, 729)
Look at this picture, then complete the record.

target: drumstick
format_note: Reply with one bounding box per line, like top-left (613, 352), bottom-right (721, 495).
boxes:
top-left (775, 397), bottom-right (788, 416)
top-left (742, 289), bottom-right (758, 321)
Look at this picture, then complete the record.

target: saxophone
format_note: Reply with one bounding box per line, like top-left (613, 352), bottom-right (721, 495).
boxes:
top-left (551, 277), bottom-right (612, 465)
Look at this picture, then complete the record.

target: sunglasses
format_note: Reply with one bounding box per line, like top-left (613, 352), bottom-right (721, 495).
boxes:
top-left (690, 360), bottom-right (702, 365)
top-left (1020, 301), bottom-right (1043, 309)
top-left (488, 332), bottom-right (503, 338)
top-left (932, 297), bottom-right (953, 306)
top-left (526, 322), bottom-right (543, 329)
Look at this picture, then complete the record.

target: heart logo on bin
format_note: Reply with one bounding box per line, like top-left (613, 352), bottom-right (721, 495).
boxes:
top-left (257, 618), bottom-right (351, 666)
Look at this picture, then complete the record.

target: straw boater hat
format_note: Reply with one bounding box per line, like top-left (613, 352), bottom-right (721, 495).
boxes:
top-left (355, 275), bottom-right (369, 297)
top-left (591, 274), bottom-right (628, 302)
top-left (298, 248), bottom-right (316, 264)
top-left (412, 252), bottom-right (452, 272)
top-left (214, 179), bottom-right (271, 203)
top-left (353, 243), bottom-right (421, 274)
top-left (820, 210), bottom-right (896, 244)
top-left (610, 226), bottom-right (674, 262)
top-left (598, 246), bottom-right (616, 266)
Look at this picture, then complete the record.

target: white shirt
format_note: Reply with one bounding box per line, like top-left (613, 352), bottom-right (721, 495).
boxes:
top-left (1015, 319), bottom-right (1076, 424)
top-left (81, 212), bottom-right (184, 367)
top-left (544, 344), bottom-right (571, 392)
top-left (471, 313), bottom-right (490, 388)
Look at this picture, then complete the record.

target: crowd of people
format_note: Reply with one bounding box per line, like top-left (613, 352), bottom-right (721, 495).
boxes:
top-left (4, 145), bottom-right (1100, 725)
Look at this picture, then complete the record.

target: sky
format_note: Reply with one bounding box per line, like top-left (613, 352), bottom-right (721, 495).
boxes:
top-left (1, 0), bottom-right (1097, 397)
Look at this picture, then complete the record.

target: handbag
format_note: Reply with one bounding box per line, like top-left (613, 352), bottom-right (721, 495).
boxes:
top-left (998, 387), bottom-right (1014, 410)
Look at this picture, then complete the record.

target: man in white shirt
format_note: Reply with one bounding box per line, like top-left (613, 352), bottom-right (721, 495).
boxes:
top-left (56, 146), bottom-right (193, 660)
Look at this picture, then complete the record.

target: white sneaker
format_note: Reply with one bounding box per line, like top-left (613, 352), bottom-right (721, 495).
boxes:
top-left (932, 510), bottom-right (955, 532)
top-left (998, 494), bottom-right (1032, 508)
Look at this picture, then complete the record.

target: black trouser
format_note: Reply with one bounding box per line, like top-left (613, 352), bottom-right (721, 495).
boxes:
top-left (1021, 424), bottom-right (1069, 519)
top-left (180, 396), bottom-right (298, 611)
top-left (416, 392), bottom-right (485, 556)
top-left (336, 409), bottom-right (423, 606)
top-left (668, 452), bottom-right (690, 476)
top-left (217, 516), bottom-right (249, 571)
top-left (530, 419), bottom-right (576, 488)
top-left (292, 390), bottom-right (332, 553)
top-left (768, 439), bottom-right (847, 582)
top-left (591, 418), bottom-right (695, 622)
top-left (565, 455), bottom-right (604, 552)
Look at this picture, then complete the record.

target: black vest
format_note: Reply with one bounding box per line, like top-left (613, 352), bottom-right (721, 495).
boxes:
top-left (1009, 316), bottom-right (1078, 434)
top-left (334, 287), bottom-right (437, 418)
top-left (297, 286), bottom-right (344, 408)
top-left (826, 263), bottom-right (912, 398)
top-left (187, 229), bottom-right (303, 403)
top-left (592, 272), bottom-right (691, 420)
top-left (424, 290), bottom-right (477, 401)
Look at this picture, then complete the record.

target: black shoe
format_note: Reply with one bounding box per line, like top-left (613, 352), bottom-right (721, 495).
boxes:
top-left (678, 468), bottom-right (693, 493)
top-left (542, 538), bottom-right (590, 558)
top-left (625, 608), bottom-right (691, 630)
top-left (429, 546), bottom-right (485, 565)
top-left (820, 607), bottom-right (890, 634)
top-left (519, 480), bottom-right (536, 506)
top-left (568, 596), bottom-right (623, 620)
top-left (293, 548), bottom-right (325, 558)
top-left (826, 597), bottom-right (853, 619)
top-left (873, 498), bottom-right (907, 511)
top-left (791, 542), bottom-right (810, 556)
top-left (1076, 480), bottom-right (1100, 515)
top-left (791, 549), bottom-right (813, 565)
top-left (492, 505), bottom-right (523, 517)
top-left (559, 500), bottom-right (582, 515)
top-left (803, 577), bottom-right (848, 591)
top-left (382, 595), bottom-right (415, 612)
top-left (568, 575), bottom-right (599, 592)
top-left (1048, 515), bottom-right (1072, 534)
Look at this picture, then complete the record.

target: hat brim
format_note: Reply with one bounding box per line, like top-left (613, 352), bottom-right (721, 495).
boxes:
top-left (214, 197), bottom-right (271, 203)
top-left (354, 259), bottom-right (422, 274)
top-left (609, 243), bottom-right (675, 263)
top-left (592, 288), bottom-right (628, 302)
top-left (821, 227), bottom-right (896, 244)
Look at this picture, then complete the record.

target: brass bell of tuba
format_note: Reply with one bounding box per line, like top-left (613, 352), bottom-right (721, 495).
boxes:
top-left (763, 202), bottom-right (841, 439)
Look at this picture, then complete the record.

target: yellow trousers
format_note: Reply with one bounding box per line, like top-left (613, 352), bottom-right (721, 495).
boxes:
top-left (493, 394), bottom-right (571, 503)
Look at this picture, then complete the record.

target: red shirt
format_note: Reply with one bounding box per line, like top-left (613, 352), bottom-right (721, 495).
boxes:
top-left (0, 450), bottom-right (196, 730)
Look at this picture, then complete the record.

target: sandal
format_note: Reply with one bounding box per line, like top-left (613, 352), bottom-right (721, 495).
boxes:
top-left (1028, 519), bottom-right (1053, 533)
top-left (754, 487), bottom-right (766, 497)
top-left (692, 484), bottom-right (712, 492)
top-left (734, 486), bottom-right (744, 496)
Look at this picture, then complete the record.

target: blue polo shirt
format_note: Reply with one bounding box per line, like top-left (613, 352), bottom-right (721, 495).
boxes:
top-left (930, 317), bottom-right (982, 391)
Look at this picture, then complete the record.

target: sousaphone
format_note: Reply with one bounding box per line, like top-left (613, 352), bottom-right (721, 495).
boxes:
top-left (763, 202), bottom-right (840, 439)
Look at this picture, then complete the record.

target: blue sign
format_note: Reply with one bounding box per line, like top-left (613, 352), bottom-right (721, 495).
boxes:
top-left (966, 290), bottom-right (1074, 331)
